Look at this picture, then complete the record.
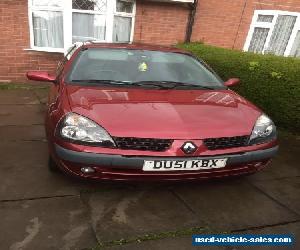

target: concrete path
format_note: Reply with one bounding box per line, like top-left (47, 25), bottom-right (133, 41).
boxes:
top-left (0, 87), bottom-right (299, 250)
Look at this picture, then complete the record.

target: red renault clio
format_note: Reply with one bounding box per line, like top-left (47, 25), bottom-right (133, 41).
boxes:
top-left (27, 42), bottom-right (278, 181)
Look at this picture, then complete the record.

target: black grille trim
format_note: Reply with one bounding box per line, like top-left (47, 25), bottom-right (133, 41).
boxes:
top-left (204, 136), bottom-right (250, 150)
top-left (113, 137), bottom-right (173, 152)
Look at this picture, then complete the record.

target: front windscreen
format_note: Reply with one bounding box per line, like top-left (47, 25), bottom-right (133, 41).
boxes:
top-left (66, 48), bottom-right (224, 88)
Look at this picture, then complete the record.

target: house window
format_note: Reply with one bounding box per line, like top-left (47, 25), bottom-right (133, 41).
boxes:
top-left (28, 0), bottom-right (136, 52)
top-left (72, 0), bottom-right (107, 43)
top-left (244, 10), bottom-right (300, 57)
top-left (113, 0), bottom-right (135, 42)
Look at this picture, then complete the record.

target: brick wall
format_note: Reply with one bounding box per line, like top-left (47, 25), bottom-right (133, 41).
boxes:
top-left (191, 0), bottom-right (300, 49)
top-left (0, 0), bottom-right (63, 83)
top-left (134, 0), bottom-right (189, 45)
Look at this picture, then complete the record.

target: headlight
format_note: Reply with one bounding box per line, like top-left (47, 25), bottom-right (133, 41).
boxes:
top-left (57, 113), bottom-right (115, 147)
top-left (249, 114), bottom-right (277, 145)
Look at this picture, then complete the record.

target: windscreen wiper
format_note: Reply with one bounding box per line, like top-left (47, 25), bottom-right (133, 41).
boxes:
top-left (129, 81), bottom-right (177, 89)
top-left (71, 80), bottom-right (218, 90)
top-left (130, 81), bottom-right (216, 90)
top-left (71, 79), bottom-right (131, 85)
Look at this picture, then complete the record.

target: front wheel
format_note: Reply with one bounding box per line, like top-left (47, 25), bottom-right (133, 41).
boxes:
top-left (48, 156), bottom-right (59, 172)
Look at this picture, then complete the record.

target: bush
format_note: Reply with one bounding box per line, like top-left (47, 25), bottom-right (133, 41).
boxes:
top-left (178, 43), bottom-right (300, 133)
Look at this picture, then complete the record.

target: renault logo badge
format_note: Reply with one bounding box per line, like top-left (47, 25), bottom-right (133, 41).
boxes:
top-left (181, 142), bottom-right (197, 154)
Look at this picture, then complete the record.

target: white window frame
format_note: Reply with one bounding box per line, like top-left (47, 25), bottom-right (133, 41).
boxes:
top-left (70, 1), bottom-right (107, 43)
top-left (243, 10), bottom-right (300, 56)
top-left (114, 1), bottom-right (136, 43)
top-left (28, 1), bottom-right (65, 53)
top-left (28, 0), bottom-right (136, 53)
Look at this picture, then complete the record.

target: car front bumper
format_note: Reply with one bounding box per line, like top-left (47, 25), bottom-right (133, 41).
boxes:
top-left (54, 144), bottom-right (279, 181)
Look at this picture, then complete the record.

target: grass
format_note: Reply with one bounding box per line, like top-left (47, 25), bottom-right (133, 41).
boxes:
top-left (90, 226), bottom-right (211, 249)
top-left (0, 83), bottom-right (49, 90)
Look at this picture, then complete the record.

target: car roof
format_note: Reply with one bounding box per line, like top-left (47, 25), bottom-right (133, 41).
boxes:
top-left (79, 41), bottom-right (192, 55)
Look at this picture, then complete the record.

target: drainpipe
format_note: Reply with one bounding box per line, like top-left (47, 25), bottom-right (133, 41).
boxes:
top-left (185, 0), bottom-right (199, 43)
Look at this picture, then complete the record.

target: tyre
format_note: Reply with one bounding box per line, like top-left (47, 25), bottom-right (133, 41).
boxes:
top-left (48, 155), bottom-right (59, 172)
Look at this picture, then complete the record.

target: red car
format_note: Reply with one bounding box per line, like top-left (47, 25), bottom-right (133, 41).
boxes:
top-left (27, 42), bottom-right (278, 181)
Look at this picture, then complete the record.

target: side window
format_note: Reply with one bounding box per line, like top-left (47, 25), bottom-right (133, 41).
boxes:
top-left (56, 45), bottom-right (78, 77)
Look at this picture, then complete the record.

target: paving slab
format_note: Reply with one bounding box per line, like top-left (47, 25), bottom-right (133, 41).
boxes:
top-left (0, 196), bottom-right (97, 250)
top-left (250, 177), bottom-right (300, 216)
top-left (32, 88), bottom-right (49, 105)
top-left (0, 105), bottom-right (45, 126)
top-left (0, 141), bottom-right (49, 167)
top-left (0, 89), bottom-right (39, 105)
top-left (0, 125), bottom-right (45, 141)
top-left (170, 179), bottom-right (299, 232)
top-left (0, 162), bottom-right (82, 201)
top-left (0, 141), bottom-right (92, 200)
top-left (83, 186), bottom-right (200, 243)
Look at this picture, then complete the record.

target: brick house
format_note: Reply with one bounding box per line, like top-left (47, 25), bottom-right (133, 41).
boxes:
top-left (0, 0), bottom-right (300, 83)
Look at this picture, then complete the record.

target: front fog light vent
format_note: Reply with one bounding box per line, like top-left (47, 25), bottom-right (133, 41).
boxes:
top-left (81, 167), bottom-right (95, 174)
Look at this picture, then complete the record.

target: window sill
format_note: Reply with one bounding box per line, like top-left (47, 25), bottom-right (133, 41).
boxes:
top-left (24, 48), bottom-right (65, 54)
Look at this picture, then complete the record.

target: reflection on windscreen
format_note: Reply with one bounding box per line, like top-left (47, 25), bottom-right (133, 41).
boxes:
top-left (67, 48), bottom-right (223, 87)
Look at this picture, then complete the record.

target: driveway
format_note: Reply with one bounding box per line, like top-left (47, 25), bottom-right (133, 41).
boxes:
top-left (0, 87), bottom-right (299, 250)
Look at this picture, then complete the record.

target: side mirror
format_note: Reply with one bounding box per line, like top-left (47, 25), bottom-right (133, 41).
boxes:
top-left (26, 71), bottom-right (56, 83)
top-left (224, 78), bottom-right (240, 87)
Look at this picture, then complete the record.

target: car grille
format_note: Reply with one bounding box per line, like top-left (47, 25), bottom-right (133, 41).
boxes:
top-left (113, 137), bottom-right (173, 152)
top-left (204, 136), bottom-right (250, 150)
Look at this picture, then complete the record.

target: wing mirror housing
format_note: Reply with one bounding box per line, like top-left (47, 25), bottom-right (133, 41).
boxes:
top-left (26, 71), bottom-right (56, 83)
top-left (224, 78), bottom-right (240, 87)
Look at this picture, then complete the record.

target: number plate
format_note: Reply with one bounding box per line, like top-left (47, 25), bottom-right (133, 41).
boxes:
top-left (143, 159), bottom-right (227, 171)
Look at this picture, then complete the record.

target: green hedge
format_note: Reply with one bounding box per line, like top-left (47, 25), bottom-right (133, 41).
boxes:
top-left (178, 43), bottom-right (300, 133)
